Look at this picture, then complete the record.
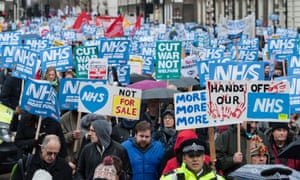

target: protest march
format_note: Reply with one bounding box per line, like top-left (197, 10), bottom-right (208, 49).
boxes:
top-left (0, 11), bottom-right (300, 180)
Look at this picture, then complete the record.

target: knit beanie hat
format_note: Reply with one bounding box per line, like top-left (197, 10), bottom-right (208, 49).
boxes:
top-left (92, 120), bottom-right (112, 149)
top-left (250, 135), bottom-right (268, 157)
top-left (93, 156), bottom-right (117, 180)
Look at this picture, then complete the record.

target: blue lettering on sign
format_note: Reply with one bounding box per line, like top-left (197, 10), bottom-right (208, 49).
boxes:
top-left (177, 114), bottom-right (208, 126)
top-left (80, 85), bottom-right (108, 113)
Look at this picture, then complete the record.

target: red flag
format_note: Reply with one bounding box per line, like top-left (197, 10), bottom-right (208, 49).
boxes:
top-left (130, 14), bottom-right (142, 36)
top-left (104, 15), bottom-right (124, 38)
top-left (72, 11), bottom-right (91, 31)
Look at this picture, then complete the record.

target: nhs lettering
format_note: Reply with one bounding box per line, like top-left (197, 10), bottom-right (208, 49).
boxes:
top-left (99, 39), bottom-right (130, 64)
top-left (40, 46), bottom-right (74, 72)
top-left (2, 45), bottom-right (22, 68)
top-left (209, 61), bottom-right (264, 80)
top-left (24, 39), bottom-right (49, 50)
top-left (206, 48), bottom-right (224, 60)
top-left (26, 83), bottom-right (56, 105)
top-left (0, 32), bottom-right (21, 45)
top-left (268, 38), bottom-right (298, 60)
top-left (237, 49), bottom-right (258, 61)
top-left (288, 55), bottom-right (300, 76)
top-left (14, 48), bottom-right (37, 67)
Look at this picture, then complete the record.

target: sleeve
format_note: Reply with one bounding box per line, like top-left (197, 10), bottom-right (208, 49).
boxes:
top-left (76, 146), bottom-right (87, 180)
top-left (120, 146), bottom-right (132, 178)
top-left (215, 132), bottom-right (235, 172)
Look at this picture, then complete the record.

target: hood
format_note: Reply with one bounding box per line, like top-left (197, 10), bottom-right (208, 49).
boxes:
top-left (92, 120), bottom-right (112, 149)
top-left (161, 109), bottom-right (175, 128)
top-left (81, 113), bottom-right (106, 130)
top-left (174, 129), bottom-right (198, 153)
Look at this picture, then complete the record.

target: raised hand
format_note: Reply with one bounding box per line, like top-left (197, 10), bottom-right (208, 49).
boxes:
top-left (208, 103), bottom-right (221, 119)
top-left (231, 102), bottom-right (246, 118)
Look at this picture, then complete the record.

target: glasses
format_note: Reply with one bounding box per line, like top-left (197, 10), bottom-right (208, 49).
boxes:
top-left (46, 151), bottom-right (58, 157)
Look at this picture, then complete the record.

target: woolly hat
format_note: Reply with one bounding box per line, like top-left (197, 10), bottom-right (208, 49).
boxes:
top-left (92, 120), bottom-right (112, 149)
top-left (270, 122), bottom-right (289, 132)
top-left (161, 109), bottom-right (175, 120)
top-left (93, 156), bottom-right (117, 180)
top-left (250, 135), bottom-right (268, 157)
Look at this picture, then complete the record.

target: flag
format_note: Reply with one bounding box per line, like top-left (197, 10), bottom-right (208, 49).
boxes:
top-left (130, 14), bottom-right (142, 36)
top-left (104, 15), bottom-right (124, 38)
top-left (72, 11), bottom-right (91, 31)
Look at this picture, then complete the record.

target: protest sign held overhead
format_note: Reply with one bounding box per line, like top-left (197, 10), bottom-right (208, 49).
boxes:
top-left (40, 46), bottom-right (74, 72)
top-left (99, 39), bottom-right (130, 65)
top-left (19, 79), bottom-right (60, 121)
top-left (12, 48), bottom-right (40, 79)
top-left (156, 41), bottom-right (182, 80)
top-left (247, 92), bottom-right (290, 122)
top-left (74, 46), bottom-right (99, 78)
top-left (78, 82), bottom-right (141, 119)
top-left (88, 58), bottom-right (108, 81)
top-left (59, 78), bottom-right (105, 110)
top-left (175, 90), bottom-right (207, 130)
top-left (206, 80), bottom-right (289, 126)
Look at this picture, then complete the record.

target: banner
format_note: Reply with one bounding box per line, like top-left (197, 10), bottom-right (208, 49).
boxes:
top-left (0, 32), bottom-right (21, 46)
top-left (104, 15), bottom-right (124, 38)
top-left (88, 58), bottom-right (108, 80)
top-left (19, 79), bottom-right (60, 121)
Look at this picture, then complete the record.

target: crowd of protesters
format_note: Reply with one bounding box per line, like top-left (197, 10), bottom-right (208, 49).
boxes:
top-left (0, 14), bottom-right (299, 180)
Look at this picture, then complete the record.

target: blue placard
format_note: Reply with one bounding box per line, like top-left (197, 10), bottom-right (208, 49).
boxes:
top-left (197, 60), bottom-right (209, 88)
top-left (1, 45), bottom-right (24, 68)
top-left (24, 38), bottom-right (49, 50)
top-left (247, 92), bottom-right (290, 121)
top-left (40, 46), bottom-right (74, 72)
top-left (11, 48), bottom-right (39, 79)
top-left (287, 55), bottom-right (300, 76)
top-left (82, 24), bottom-right (97, 37)
top-left (237, 49), bottom-right (259, 61)
top-left (99, 39), bottom-right (130, 64)
top-left (62, 30), bottom-right (77, 42)
top-left (209, 61), bottom-right (265, 80)
top-left (0, 32), bottom-right (22, 46)
top-left (20, 79), bottom-right (60, 121)
top-left (59, 78), bottom-right (105, 110)
top-left (268, 38), bottom-right (298, 60)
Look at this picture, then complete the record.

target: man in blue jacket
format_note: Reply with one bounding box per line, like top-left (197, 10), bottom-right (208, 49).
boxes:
top-left (122, 120), bottom-right (165, 180)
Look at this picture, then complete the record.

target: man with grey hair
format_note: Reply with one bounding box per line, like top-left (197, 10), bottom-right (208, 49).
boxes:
top-left (11, 134), bottom-right (72, 180)
top-left (77, 117), bottom-right (132, 180)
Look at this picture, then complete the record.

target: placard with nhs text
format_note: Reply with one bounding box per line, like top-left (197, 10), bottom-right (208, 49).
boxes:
top-left (78, 82), bottom-right (141, 119)
top-left (247, 92), bottom-right (290, 122)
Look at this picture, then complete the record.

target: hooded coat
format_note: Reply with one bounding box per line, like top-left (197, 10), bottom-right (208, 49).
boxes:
top-left (77, 120), bottom-right (131, 180)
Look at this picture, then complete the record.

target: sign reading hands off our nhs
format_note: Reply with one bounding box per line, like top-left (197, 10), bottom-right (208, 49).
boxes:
top-left (78, 82), bottom-right (141, 119)
top-left (19, 79), bottom-right (60, 121)
top-left (206, 80), bottom-right (290, 126)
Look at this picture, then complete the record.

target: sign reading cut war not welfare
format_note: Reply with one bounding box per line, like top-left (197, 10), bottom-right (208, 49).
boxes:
top-left (174, 90), bottom-right (207, 130)
top-left (206, 80), bottom-right (290, 126)
top-left (78, 82), bottom-right (141, 119)
top-left (155, 41), bottom-right (181, 80)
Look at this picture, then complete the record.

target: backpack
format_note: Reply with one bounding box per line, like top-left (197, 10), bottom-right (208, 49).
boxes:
top-left (10, 154), bottom-right (33, 180)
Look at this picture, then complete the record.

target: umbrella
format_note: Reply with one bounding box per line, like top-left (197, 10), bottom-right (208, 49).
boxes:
top-left (278, 138), bottom-right (300, 160)
top-left (169, 77), bottom-right (199, 88)
top-left (127, 80), bottom-right (167, 91)
top-left (130, 73), bottom-right (154, 84)
top-left (228, 164), bottom-right (300, 180)
top-left (142, 88), bottom-right (178, 100)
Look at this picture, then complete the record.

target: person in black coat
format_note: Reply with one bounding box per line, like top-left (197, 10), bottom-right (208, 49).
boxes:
top-left (11, 134), bottom-right (72, 180)
top-left (14, 111), bottom-right (67, 158)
